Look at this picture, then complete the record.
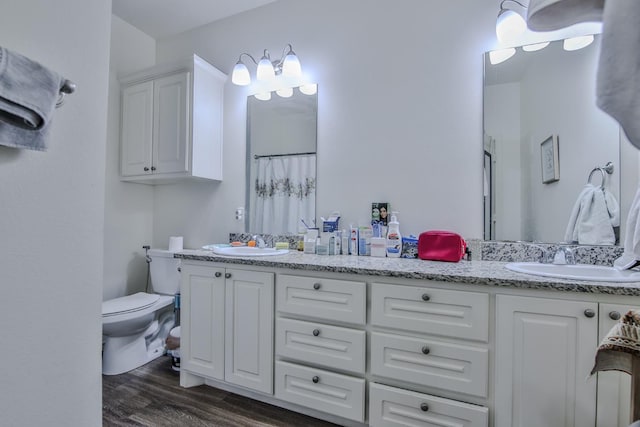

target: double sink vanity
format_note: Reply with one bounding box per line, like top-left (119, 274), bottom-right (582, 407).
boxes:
top-left (174, 243), bottom-right (640, 427)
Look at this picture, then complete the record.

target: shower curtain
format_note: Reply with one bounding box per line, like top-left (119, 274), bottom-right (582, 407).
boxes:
top-left (250, 154), bottom-right (316, 234)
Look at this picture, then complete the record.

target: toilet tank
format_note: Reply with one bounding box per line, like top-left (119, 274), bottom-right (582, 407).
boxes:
top-left (148, 249), bottom-right (181, 295)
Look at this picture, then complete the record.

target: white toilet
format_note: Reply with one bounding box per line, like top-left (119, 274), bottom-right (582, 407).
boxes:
top-left (102, 249), bottom-right (180, 375)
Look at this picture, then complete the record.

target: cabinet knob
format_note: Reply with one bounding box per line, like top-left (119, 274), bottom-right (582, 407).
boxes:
top-left (421, 346), bottom-right (430, 355)
top-left (225, 272), bottom-right (232, 279)
top-left (143, 167), bottom-right (150, 171)
top-left (313, 282), bottom-right (321, 290)
top-left (421, 294), bottom-right (430, 302)
top-left (214, 272), bottom-right (222, 278)
top-left (151, 166), bottom-right (156, 171)
top-left (312, 329), bottom-right (320, 337)
top-left (177, 267), bottom-right (181, 272)
top-left (609, 311), bottom-right (621, 321)
top-left (420, 403), bottom-right (429, 412)
top-left (312, 376), bottom-right (319, 383)
top-left (584, 308), bottom-right (596, 318)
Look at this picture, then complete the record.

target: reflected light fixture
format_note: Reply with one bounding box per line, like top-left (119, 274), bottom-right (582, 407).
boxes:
top-left (232, 44), bottom-right (302, 86)
top-left (276, 87), bottom-right (293, 98)
top-left (299, 83), bottom-right (317, 96)
top-left (522, 41), bottom-right (550, 52)
top-left (563, 34), bottom-right (594, 51)
top-left (489, 48), bottom-right (517, 65)
top-left (496, 0), bottom-right (527, 44)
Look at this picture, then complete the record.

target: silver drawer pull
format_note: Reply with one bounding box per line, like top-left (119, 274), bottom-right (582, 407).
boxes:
top-left (420, 403), bottom-right (429, 412)
top-left (421, 294), bottom-right (430, 302)
top-left (609, 311), bottom-right (621, 320)
top-left (312, 329), bottom-right (320, 336)
top-left (421, 346), bottom-right (430, 355)
top-left (215, 272), bottom-right (222, 278)
top-left (225, 272), bottom-right (232, 279)
top-left (312, 376), bottom-right (319, 383)
top-left (313, 282), bottom-right (321, 290)
top-left (584, 308), bottom-right (596, 318)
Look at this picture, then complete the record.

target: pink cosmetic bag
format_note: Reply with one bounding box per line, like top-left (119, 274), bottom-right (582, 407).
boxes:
top-left (418, 230), bottom-right (467, 263)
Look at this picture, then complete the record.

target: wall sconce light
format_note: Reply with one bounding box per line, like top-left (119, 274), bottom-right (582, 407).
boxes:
top-left (231, 44), bottom-right (302, 86)
top-left (496, 0), bottom-right (528, 44)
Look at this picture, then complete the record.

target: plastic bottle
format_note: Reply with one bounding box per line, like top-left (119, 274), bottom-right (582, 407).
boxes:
top-left (386, 212), bottom-right (402, 258)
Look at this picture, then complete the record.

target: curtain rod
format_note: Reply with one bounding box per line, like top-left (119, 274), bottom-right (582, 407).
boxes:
top-left (254, 151), bottom-right (316, 159)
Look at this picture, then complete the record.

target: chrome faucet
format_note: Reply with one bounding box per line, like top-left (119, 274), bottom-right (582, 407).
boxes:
top-left (552, 246), bottom-right (576, 265)
top-left (253, 235), bottom-right (266, 249)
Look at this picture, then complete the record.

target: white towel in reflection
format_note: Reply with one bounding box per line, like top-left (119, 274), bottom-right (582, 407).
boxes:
top-left (526, 0), bottom-right (604, 31)
top-left (564, 183), bottom-right (619, 245)
top-left (596, 0), bottom-right (640, 149)
top-left (615, 184), bottom-right (640, 269)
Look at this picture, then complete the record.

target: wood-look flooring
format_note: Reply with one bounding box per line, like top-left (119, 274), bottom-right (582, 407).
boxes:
top-left (103, 356), bottom-right (339, 427)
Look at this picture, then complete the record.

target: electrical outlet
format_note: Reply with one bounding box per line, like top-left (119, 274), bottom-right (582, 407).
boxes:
top-left (235, 207), bottom-right (244, 221)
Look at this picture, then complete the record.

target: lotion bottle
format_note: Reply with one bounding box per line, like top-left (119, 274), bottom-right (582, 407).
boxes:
top-left (386, 212), bottom-right (402, 258)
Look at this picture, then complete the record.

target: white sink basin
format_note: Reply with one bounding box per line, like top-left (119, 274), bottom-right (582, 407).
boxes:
top-left (206, 246), bottom-right (289, 257)
top-left (505, 262), bottom-right (640, 283)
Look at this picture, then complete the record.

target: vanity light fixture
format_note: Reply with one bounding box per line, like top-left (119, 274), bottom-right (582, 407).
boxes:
top-left (522, 41), bottom-right (550, 52)
top-left (299, 83), bottom-right (317, 96)
top-left (489, 47), bottom-right (517, 65)
top-left (496, 0), bottom-right (528, 44)
top-left (231, 44), bottom-right (302, 86)
top-left (563, 34), bottom-right (594, 51)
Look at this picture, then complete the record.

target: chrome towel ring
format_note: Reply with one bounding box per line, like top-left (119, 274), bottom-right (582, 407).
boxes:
top-left (587, 161), bottom-right (614, 190)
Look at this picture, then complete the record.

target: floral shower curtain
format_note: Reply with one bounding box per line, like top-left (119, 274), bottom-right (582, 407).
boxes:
top-left (250, 154), bottom-right (316, 234)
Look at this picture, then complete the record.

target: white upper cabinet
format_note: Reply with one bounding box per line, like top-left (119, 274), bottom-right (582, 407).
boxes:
top-left (119, 54), bottom-right (226, 184)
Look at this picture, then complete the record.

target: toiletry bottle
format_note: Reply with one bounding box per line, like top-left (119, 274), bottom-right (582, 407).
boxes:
top-left (386, 212), bottom-right (402, 258)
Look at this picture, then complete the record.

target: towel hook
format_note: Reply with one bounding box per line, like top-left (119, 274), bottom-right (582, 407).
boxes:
top-left (56, 79), bottom-right (76, 108)
top-left (587, 161), bottom-right (614, 190)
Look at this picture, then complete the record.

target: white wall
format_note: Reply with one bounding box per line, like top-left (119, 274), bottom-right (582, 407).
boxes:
top-left (146, 0), bottom-right (497, 250)
top-left (0, 1), bottom-right (111, 425)
top-left (103, 16), bottom-right (156, 300)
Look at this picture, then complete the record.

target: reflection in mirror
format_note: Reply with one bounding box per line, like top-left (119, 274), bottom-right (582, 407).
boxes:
top-left (483, 35), bottom-right (621, 245)
top-left (246, 87), bottom-right (318, 234)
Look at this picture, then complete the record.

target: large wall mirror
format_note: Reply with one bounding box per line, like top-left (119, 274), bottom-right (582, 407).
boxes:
top-left (483, 35), bottom-right (621, 245)
top-left (245, 87), bottom-right (318, 234)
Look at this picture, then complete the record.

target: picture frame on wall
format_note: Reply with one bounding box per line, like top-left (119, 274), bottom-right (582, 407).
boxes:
top-left (540, 135), bottom-right (560, 184)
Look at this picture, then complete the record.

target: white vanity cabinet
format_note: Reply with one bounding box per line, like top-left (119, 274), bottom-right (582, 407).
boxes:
top-left (119, 54), bottom-right (225, 184)
top-left (180, 262), bottom-right (274, 394)
top-left (495, 294), bottom-right (599, 427)
top-left (274, 274), bottom-right (367, 423)
top-left (369, 282), bottom-right (490, 427)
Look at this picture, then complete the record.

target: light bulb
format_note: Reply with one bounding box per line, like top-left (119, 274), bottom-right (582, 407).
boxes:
top-left (522, 42), bottom-right (550, 52)
top-left (254, 92), bottom-right (271, 101)
top-left (282, 53), bottom-right (302, 78)
top-left (276, 87), bottom-right (293, 98)
top-left (496, 9), bottom-right (527, 44)
top-left (489, 48), bottom-right (516, 65)
top-left (257, 56), bottom-right (275, 81)
top-left (299, 83), bottom-right (317, 96)
top-left (563, 35), bottom-right (594, 51)
top-left (231, 61), bottom-right (250, 86)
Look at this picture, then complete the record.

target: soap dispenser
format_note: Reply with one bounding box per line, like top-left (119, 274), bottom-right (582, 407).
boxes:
top-left (386, 212), bottom-right (402, 258)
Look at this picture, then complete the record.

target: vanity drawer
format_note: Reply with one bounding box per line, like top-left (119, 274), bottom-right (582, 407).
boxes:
top-left (276, 274), bottom-right (366, 325)
top-left (276, 317), bottom-right (366, 374)
top-left (370, 331), bottom-right (489, 398)
top-left (275, 360), bottom-right (365, 422)
top-left (369, 382), bottom-right (489, 427)
top-left (371, 282), bottom-right (489, 342)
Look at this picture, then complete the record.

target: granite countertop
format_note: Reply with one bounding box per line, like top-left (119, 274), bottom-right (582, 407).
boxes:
top-left (175, 249), bottom-right (640, 296)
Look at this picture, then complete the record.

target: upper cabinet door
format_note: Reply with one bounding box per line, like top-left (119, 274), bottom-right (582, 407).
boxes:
top-left (120, 80), bottom-right (153, 177)
top-left (152, 72), bottom-right (190, 175)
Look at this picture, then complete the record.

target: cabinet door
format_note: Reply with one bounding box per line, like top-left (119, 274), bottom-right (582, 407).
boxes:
top-left (180, 264), bottom-right (225, 380)
top-left (225, 269), bottom-right (274, 394)
top-left (121, 80), bottom-right (153, 177)
top-left (153, 72), bottom-right (190, 175)
top-left (596, 303), bottom-right (640, 427)
top-left (495, 295), bottom-right (598, 427)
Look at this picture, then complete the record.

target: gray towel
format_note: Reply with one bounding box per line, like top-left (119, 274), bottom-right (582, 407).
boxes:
top-left (0, 47), bottom-right (64, 151)
top-left (596, 0), bottom-right (640, 149)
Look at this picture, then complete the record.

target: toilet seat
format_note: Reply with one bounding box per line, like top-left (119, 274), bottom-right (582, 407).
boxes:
top-left (102, 292), bottom-right (160, 317)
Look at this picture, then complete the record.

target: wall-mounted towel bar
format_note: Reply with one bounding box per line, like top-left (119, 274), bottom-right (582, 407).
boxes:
top-left (587, 161), bottom-right (614, 189)
top-left (56, 79), bottom-right (76, 108)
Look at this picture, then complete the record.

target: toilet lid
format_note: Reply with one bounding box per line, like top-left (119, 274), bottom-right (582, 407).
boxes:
top-left (102, 292), bottom-right (160, 316)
